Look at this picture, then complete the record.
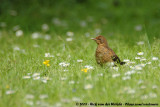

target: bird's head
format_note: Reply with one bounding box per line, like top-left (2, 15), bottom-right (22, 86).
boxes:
top-left (91, 35), bottom-right (108, 46)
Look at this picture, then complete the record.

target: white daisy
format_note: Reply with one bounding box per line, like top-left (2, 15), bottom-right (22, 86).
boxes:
top-left (59, 62), bottom-right (70, 67)
top-left (135, 25), bottom-right (142, 31)
top-left (72, 97), bottom-right (81, 102)
top-left (13, 25), bottom-right (20, 31)
top-left (125, 70), bottom-right (135, 75)
top-left (84, 84), bottom-right (93, 90)
top-left (44, 34), bottom-right (51, 40)
top-left (45, 53), bottom-right (54, 57)
top-left (135, 57), bottom-right (141, 59)
top-left (31, 32), bottom-right (40, 39)
top-left (77, 59), bottom-right (83, 63)
top-left (16, 30), bottom-right (23, 37)
top-left (66, 31), bottom-right (74, 36)
top-left (23, 76), bottom-right (31, 79)
top-left (32, 73), bottom-right (40, 77)
top-left (123, 59), bottom-right (130, 62)
top-left (42, 24), bottom-right (49, 31)
top-left (66, 38), bottom-right (73, 41)
top-left (149, 93), bottom-right (157, 98)
top-left (84, 65), bottom-right (94, 69)
top-left (141, 95), bottom-right (148, 99)
top-left (69, 81), bottom-right (75, 84)
top-left (137, 41), bottom-right (144, 45)
top-left (122, 76), bottom-right (131, 80)
top-left (112, 73), bottom-right (120, 78)
top-left (39, 94), bottom-right (48, 99)
top-left (137, 52), bottom-right (144, 56)
top-left (25, 94), bottom-right (34, 99)
top-left (152, 57), bottom-right (158, 61)
top-left (6, 90), bottom-right (15, 95)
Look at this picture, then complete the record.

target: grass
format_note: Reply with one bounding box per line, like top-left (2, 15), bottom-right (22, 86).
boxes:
top-left (0, 0), bottom-right (160, 107)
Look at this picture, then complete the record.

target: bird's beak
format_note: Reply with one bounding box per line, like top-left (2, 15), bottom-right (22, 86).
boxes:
top-left (91, 38), bottom-right (97, 41)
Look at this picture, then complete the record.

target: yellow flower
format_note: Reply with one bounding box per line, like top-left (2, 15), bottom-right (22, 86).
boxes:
top-left (81, 68), bottom-right (88, 73)
top-left (43, 60), bottom-right (50, 67)
top-left (6, 85), bottom-right (9, 89)
top-left (43, 61), bottom-right (47, 65)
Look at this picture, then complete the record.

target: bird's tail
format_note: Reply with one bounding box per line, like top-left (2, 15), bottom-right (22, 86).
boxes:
top-left (120, 61), bottom-right (126, 65)
top-left (112, 55), bottom-right (125, 65)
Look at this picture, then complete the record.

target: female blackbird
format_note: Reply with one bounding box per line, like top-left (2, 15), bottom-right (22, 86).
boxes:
top-left (92, 35), bottom-right (125, 66)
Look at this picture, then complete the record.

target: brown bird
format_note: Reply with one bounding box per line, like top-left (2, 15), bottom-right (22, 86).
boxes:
top-left (92, 35), bottom-right (125, 66)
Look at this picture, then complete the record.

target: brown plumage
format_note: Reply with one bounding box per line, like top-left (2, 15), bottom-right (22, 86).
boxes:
top-left (92, 35), bottom-right (125, 66)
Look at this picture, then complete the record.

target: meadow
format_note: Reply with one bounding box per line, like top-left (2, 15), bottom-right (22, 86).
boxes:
top-left (0, 0), bottom-right (160, 107)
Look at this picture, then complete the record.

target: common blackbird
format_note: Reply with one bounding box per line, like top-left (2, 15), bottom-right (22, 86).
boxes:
top-left (92, 35), bottom-right (125, 66)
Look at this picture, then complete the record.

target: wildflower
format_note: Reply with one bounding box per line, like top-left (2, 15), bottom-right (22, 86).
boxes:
top-left (122, 76), bottom-right (131, 80)
top-left (39, 94), bottom-right (48, 99)
top-left (127, 89), bottom-right (135, 94)
top-left (6, 90), bottom-right (15, 95)
top-left (135, 57), bottom-right (141, 59)
top-left (77, 59), bottom-right (83, 63)
top-left (134, 25), bottom-right (142, 31)
top-left (10, 10), bottom-right (17, 16)
top-left (141, 95), bottom-right (148, 99)
top-left (31, 32), bottom-right (41, 39)
top-left (84, 65), bottom-right (93, 69)
top-left (69, 81), bottom-right (75, 84)
top-left (23, 76), bottom-right (31, 79)
top-left (33, 44), bottom-right (39, 48)
top-left (6, 85), bottom-right (9, 89)
top-left (140, 85), bottom-right (146, 89)
top-left (43, 60), bottom-right (50, 67)
top-left (81, 68), bottom-right (88, 73)
top-left (25, 94), bottom-right (34, 99)
top-left (0, 22), bottom-right (6, 27)
top-left (26, 101), bottom-right (34, 106)
top-left (110, 67), bottom-right (119, 71)
top-left (125, 70), bottom-right (135, 75)
top-left (112, 73), bottom-right (120, 78)
top-left (105, 62), bottom-right (114, 67)
top-left (33, 76), bottom-right (40, 80)
top-left (61, 77), bottom-right (67, 81)
top-left (61, 99), bottom-right (71, 103)
top-left (66, 31), bottom-right (74, 36)
top-left (66, 38), bottom-right (73, 41)
top-left (42, 24), bottom-right (49, 31)
top-left (59, 62), bottom-right (70, 67)
top-left (80, 21), bottom-right (87, 27)
top-left (84, 84), bottom-right (93, 90)
top-left (137, 41), bottom-right (144, 45)
top-left (13, 25), bottom-right (20, 31)
top-left (72, 97), bottom-right (81, 102)
top-left (140, 58), bottom-right (146, 61)
top-left (123, 59), bottom-right (130, 62)
top-left (152, 85), bottom-right (158, 89)
top-left (152, 57), bottom-right (158, 61)
top-left (16, 30), bottom-right (23, 37)
top-left (32, 73), bottom-right (40, 77)
top-left (13, 46), bottom-right (20, 51)
top-left (149, 93), bottom-right (157, 98)
top-left (95, 28), bottom-right (101, 34)
top-left (98, 73), bottom-right (103, 76)
top-left (146, 62), bottom-right (151, 64)
top-left (44, 34), bottom-right (51, 40)
top-left (138, 80), bottom-right (143, 84)
top-left (137, 52), bottom-right (144, 56)
top-left (45, 53), bottom-right (54, 57)
top-left (85, 32), bottom-right (90, 37)
top-left (134, 65), bottom-right (143, 70)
